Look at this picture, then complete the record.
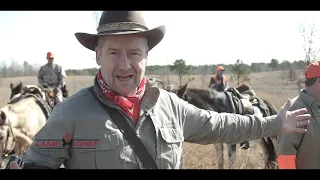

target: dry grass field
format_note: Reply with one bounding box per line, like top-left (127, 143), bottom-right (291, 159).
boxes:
top-left (0, 70), bottom-right (302, 169)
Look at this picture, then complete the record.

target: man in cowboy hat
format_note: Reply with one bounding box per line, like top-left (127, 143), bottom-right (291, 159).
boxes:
top-left (10, 11), bottom-right (311, 169)
top-left (37, 51), bottom-right (67, 105)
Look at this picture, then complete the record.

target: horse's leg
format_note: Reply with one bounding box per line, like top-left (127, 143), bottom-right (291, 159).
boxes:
top-left (214, 143), bottom-right (224, 169)
top-left (259, 137), bottom-right (278, 169)
top-left (12, 129), bottom-right (33, 146)
top-left (0, 146), bottom-right (3, 168)
top-left (228, 144), bottom-right (237, 169)
top-left (266, 137), bottom-right (278, 169)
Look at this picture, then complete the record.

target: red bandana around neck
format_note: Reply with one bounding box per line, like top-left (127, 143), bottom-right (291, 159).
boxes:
top-left (96, 70), bottom-right (147, 123)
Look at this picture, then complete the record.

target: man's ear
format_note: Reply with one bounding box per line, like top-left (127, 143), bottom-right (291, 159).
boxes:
top-left (95, 47), bottom-right (101, 66)
top-left (145, 48), bottom-right (149, 65)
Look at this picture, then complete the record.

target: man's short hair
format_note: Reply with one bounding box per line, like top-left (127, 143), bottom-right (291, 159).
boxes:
top-left (305, 77), bottom-right (318, 87)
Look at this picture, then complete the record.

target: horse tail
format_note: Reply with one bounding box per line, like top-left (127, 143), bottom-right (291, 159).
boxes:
top-left (260, 137), bottom-right (277, 169)
top-left (262, 98), bottom-right (278, 115)
top-left (261, 98), bottom-right (279, 169)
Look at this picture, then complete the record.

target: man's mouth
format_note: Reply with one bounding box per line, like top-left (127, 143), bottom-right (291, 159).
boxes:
top-left (117, 75), bottom-right (133, 81)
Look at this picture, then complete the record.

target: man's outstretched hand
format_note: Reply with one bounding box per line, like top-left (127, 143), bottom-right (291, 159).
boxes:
top-left (279, 99), bottom-right (311, 134)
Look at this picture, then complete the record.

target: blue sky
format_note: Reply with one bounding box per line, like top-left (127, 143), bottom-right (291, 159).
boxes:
top-left (1, 11), bottom-right (320, 70)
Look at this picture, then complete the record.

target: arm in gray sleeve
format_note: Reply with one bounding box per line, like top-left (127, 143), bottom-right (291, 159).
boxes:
top-left (58, 66), bottom-right (67, 88)
top-left (176, 95), bottom-right (282, 145)
top-left (37, 66), bottom-right (44, 86)
top-left (22, 103), bottom-right (70, 169)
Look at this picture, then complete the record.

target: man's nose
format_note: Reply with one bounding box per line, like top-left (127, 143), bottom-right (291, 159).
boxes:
top-left (118, 55), bottom-right (132, 71)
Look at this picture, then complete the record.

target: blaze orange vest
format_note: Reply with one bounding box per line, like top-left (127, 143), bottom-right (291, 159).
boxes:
top-left (212, 74), bottom-right (227, 87)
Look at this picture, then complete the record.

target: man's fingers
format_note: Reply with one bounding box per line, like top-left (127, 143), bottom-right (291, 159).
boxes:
top-left (282, 98), bottom-right (292, 110)
top-left (295, 114), bottom-right (311, 121)
top-left (292, 128), bottom-right (308, 133)
top-left (296, 120), bottom-right (310, 127)
top-left (291, 108), bottom-right (308, 116)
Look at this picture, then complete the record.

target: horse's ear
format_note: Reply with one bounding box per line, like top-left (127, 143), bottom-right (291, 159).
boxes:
top-left (177, 84), bottom-right (188, 98)
top-left (10, 83), bottom-right (13, 90)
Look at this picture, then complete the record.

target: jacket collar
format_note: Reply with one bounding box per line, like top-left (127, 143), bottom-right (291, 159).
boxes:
top-left (92, 75), bottom-right (161, 114)
top-left (300, 89), bottom-right (320, 108)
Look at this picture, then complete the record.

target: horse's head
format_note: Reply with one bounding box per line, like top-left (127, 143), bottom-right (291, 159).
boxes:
top-left (10, 82), bottom-right (24, 99)
top-left (0, 110), bottom-right (9, 144)
top-left (149, 78), bottom-right (166, 89)
top-left (235, 83), bottom-right (251, 94)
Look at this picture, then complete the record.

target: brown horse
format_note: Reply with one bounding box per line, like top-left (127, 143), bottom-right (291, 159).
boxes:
top-left (162, 82), bottom-right (278, 169)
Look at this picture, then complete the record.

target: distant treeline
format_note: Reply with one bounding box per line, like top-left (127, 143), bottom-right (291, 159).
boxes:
top-left (0, 59), bottom-right (309, 78)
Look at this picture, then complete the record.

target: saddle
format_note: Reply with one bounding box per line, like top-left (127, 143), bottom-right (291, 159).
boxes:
top-left (240, 89), bottom-right (271, 117)
top-left (38, 85), bottom-right (58, 108)
top-left (225, 88), bottom-right (255, 116)
top-left (9, 86), bottom-right (53, 120)
top-left (224, 88), bottom-right (254, 150)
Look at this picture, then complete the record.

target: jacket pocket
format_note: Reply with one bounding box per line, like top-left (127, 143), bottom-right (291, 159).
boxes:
top-left (71, 132), bottom-right (121, 169)
top-left (158, 126), bottom-right (184, 169)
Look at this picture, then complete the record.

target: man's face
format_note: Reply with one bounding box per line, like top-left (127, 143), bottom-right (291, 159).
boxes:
top-left (315, 77), bottom-right (320, 96)
top-left (96, 35), bottom-right (148, 97)
top-left (47, 58), bottom-right (54, 64)
top-left (217, 70), bottom-right (223, 76)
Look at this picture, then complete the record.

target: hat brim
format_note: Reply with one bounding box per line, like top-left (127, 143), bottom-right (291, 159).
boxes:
top-left (75, 25), bottom-right (166, 52)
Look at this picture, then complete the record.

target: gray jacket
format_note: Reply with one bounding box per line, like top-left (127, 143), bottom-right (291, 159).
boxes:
top-left (37, 63), bottom-right (66, 88)
top-left (22, 76), bottom-right (282, 169)
top-left (276, 89), bottom-right (320, 169)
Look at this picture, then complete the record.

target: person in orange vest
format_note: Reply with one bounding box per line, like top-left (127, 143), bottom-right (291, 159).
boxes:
top-left (276, 60), bottom-right (320, 169)
top-left (209, 66), bottom-right (229, 91)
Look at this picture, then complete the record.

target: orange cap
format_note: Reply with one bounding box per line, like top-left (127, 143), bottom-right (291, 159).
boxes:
top-left (305, 60), bottom-right (320, 79)
top-left (47, 51), bottom-right (54, 59)
top-left (216, 66), bottom-right (225, 72)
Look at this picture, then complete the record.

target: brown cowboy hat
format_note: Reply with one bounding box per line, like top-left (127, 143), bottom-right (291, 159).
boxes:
top-left (75, 11), bottom-right (166, 52)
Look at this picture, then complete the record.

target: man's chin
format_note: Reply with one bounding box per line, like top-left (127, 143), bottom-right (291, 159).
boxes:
top-left (114, 87), bottom-right (137, 97)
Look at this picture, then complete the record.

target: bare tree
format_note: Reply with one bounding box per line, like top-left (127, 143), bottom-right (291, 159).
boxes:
top-left (288, 67), bottom-right (297, 82)
top-left (92, 11), bottom-right (103, 28)
top-left (90, 11), bottom-right (104, 62)
top-left (201, 64), bottom-right (209, 89)
top-left (166, 57), bottom-right (170, 89)
top-left (291, 18), bottom-right (320, 91)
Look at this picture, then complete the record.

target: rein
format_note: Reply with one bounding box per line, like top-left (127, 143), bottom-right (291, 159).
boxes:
top-left (2, 116), bottom-right (17, 157)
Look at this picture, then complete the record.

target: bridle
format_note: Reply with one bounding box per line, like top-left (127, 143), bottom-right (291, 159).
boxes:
top-left (1, 115), bottom-right (17, 158)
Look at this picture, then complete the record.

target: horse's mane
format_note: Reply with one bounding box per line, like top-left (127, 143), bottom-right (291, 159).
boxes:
top-left (180, 87), bottom-right (226, 112)
top-left (187, 88), bottom-right (221, 101)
